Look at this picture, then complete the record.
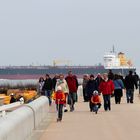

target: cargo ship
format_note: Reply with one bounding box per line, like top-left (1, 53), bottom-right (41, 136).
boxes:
top-left (0, 49), bottom-right (136, 79)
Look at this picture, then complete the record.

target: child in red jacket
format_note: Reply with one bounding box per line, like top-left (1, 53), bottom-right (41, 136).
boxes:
top-left (53, 86), bottom-right (65, 122)
top-left (91, 90), bottom-right (101, 114)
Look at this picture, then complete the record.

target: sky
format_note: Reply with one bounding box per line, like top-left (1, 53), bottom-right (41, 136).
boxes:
top-left (0, 0), bottom-right (140, 71)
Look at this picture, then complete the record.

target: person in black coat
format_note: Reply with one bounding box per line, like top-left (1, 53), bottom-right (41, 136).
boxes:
top-left (42, 74), bottom-right (53, 106)
top-left (10, 93), bottom-right (16, 103)
top-left (86, 74), bottom-right (98, 111)
top-left (95, 73), bottom-right (103, 92)
top-left (125, 71), bottom-right (138, 103)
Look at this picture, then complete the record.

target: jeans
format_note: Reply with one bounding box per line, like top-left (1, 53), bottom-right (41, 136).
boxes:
top-left (92, 103), bottom-right (101, 112)
top-left (67, 93), bottom-right (77, 111)
top-left (45, 90), bottom-right (52, 106)
top-left (126, 89), bottom-right (134, 103)
top-left (56, 104), bottom-right (63, 119)
top-left (114, 89), bottom-right (123, 104)
top-left (103, 95), bottom-right (111, 111)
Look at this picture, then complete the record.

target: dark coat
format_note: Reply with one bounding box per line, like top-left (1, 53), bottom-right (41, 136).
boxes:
top-left (43, 78), bottom-right (53, 90)
top-left (86, 80), bottom-right (97, 98)
top-left (95, 77), bottom-right (103, 91)
top-left (125, 74), bottom-right (138, 90)
top-left (52, 77), bottom-right (58, 89)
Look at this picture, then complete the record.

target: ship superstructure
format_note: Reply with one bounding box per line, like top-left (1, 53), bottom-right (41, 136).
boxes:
top-left (104, 48), bottom-right (134, 70)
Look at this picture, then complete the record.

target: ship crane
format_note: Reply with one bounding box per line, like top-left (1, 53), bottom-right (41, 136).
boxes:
top-left (53, 60), bottom-right (72, 67)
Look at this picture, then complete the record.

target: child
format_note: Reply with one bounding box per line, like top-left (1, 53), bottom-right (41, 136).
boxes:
top-left (10, 93), bottom-right (16, 103)
top-left (91, 90), bottom-right (101, 114)
top-left (17, 95), bottom-right (25, 104)
top-left (53, 86), bottom-right (65, 122)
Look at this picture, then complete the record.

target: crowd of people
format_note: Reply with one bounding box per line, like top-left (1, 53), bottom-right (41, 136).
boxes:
top-left (37, 70), bottom-right (139, 122)
top-left (37, 71), bottom-right (78, 122)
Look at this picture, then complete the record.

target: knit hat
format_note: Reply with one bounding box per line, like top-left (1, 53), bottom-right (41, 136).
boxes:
top-left (93, 90), bottom-right (99, 95)
top-left (57, 86), bottom-right (62, 91)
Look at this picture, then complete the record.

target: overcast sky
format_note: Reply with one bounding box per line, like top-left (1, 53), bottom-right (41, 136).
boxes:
top-left (0, 0), bottom-right (140, 70)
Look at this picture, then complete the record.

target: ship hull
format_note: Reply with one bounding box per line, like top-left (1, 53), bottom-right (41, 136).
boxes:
top-left (0, 66), bottom-right (136, 79)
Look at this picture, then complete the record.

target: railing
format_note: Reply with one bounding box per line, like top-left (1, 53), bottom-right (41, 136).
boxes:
top-left (0, 101), bottom-right (22, 117)
top-left (0, 96), bottom-right (49, 140)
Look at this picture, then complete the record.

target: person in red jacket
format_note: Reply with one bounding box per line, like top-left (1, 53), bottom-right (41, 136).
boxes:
top-left (53, 86), bottom-right (65, 122)
top-left (99, 73), bottom-right (114, 111)
top-left (65, 71), bottom-right (78, 112)
top-left (91, 90), bottom-right (101, 114)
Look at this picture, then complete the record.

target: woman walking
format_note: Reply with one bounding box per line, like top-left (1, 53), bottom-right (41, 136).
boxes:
top-left (37, 77), bottom-right (45, 96)
top-left (113, 74), bottom-right (124, 104)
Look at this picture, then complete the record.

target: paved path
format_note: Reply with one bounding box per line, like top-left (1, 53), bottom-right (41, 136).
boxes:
top-left (36, 90), bottom-right (140, 140)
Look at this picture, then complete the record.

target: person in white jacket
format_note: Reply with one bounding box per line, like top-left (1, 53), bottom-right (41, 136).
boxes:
top-left (55, 74), bottom-right (69, 112)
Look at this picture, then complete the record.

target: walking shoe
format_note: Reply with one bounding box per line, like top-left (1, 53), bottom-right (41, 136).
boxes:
top-left (57, 118), bottom-right (60, 122)
top-left (57, 118), bottom-right (62, 122)
top-left (108, 108), bottom-right (111, 111)
top-left (70, 107), bottom-right (74, 112)
top-left (127, 100), bottom-right (130, 103)
top-left (72, 106), bottom-right (75, 111)
top-left (64, 107), bottom-right (68, 112)
top-left (64, 109), bottom-right (68, 112)
top-left (70, 108), bottom-right (73, 112)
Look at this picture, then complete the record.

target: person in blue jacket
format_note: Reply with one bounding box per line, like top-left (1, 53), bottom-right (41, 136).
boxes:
top-left (113, 74), bottom-right (124, 104)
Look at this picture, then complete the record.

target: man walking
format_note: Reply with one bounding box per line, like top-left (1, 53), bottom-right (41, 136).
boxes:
top-left (43, 74), bottom-right (53, 106)
top-left (65, 71), bottom-right (78, 112)
top-left (125, 71), bottom-right (138, 103)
